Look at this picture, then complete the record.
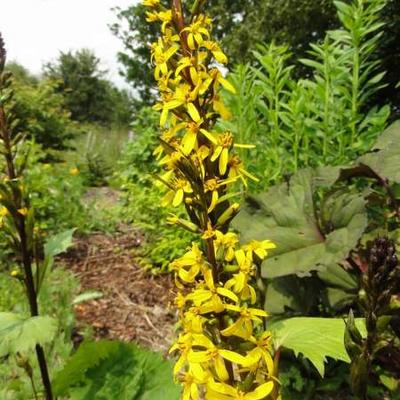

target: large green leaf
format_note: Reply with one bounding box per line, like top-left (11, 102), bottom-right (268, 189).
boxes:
top-left (0, 312), bottom-right (57, 356)
top-left (269, 317), bottom-right (367, 376)
top-left (53, 340), bottom-right (181, 400)
top-left (233, 168), bottom-right (367, 278)
top-left (341, 121), bottom-right (400, 183)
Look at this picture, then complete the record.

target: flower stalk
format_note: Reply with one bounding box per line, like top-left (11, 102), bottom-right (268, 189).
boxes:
top-left (0, 33), bottom-right (53, 400)
top-left (345, 237), bottom-right (400, 399)
top-left (145, 1), bottom-right (279, 398)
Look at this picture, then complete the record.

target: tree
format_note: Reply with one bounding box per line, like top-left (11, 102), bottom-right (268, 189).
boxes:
top-left (44, 49), bottom-right (131, 126)
top-left (9, 63), bottom-right (79, 156)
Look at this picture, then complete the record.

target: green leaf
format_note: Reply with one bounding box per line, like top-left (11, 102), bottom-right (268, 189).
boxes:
top-left (53, 340), bottom-right (181, 400)
top-left (269, 317), bottom-right (366, 376)
top-left (0, 312), bottom-right (57, 356)
top-left (233, 168), bottom-right (367, 278)
top-left (44, 228), bottom-right (75, 258)
top-left (73, 291), bottom-right (103, 305)
top-left (343, 121), bottom-right (400, 183)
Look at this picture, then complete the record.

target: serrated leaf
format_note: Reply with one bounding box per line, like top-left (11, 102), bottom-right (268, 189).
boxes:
top-left (233, 168), bottom-right (367, 278)
top-left (53, 340), bottom-right (181, 400)
top-left (44, 228), bottom-right (75, 258)
top-left (0, 312), bottom-right (57, 356)
top-left (269, 317), bottom-right (366, 376)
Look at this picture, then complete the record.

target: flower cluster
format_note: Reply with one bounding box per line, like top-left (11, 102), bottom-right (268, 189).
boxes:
top-left (145, 1), bottom-right (279, 398)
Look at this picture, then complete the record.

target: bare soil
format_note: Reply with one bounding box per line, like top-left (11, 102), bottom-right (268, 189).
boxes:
top-left (61, 226), bottom-right (177, 353)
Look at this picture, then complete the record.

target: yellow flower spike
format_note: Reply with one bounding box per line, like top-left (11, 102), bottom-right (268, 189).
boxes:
top-left (148, 2), bottom-right (278, 397)
top-left (0, 206), bottom-right (8, 217)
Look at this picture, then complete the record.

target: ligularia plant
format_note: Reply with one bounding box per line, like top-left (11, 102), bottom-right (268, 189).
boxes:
top-left (144, 1), bottom-right (279, 399)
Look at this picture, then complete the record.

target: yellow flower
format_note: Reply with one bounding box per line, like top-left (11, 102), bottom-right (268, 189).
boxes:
top-left (214, 231), bottom-right (239, 262)
top-left (228, 155), bottom-right (259, 187)
top-left (242, 240), bottom-right (276, 261)
top-left (222, 304), bottom-right (267, 340)
top-left (170, 332), bottom-right (194, 377)
top-left (206, 379), bottom-right (274, 400)
top-left (69, 167), bottom-right (79, 176)
top-left (211, 132), bottom-right (233, 175)
top-left (146, 10), bottom-right (172, 32)
top-left (224, 250), bottom-right (257, 303)
top-left (202, 222), bottom-right (216, 240)
top-left (0, 206), bottom-right (8, 218)
top-left (182, 307), bottom-right (207, 333)
top-left (182, 15), bottom-right (211, 50)
top-left (151, 39), bottom-right (179, 80)
top-left (162, 177), bottom-right (192, 207)
top-left (188, 334), bottom-right (248, 381)
top-left (170, 243), bottom-right (207, 283)
top-left (181, 364), bottom-right (209, 400)
top-left (243, 332), bottom-right (275, 374)
top-left (202, 41), bottom-right (228, 64)
top-left (160, 83), bottom-right (202, 126)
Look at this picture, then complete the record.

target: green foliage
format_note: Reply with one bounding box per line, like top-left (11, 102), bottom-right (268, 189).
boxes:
top-left (116, 107), bottom-right (194, 271)
top-left (270, 317), bottom-right (367, 376)
top-left (44, 228), bottom-right (75, 259)
top-left (222, 0), bottom-right (391, 189)
top-left (24, 150), bottom-right (87, 234)
top-left (0, 266), bottom-right (79, 399)
top-left (0, 312), bottom-right (57, 357)
top-left (234, 121), bottom-right (400, 315)
top-left (44, 49), bottom-right (132, 126)
top-left (111, 0), bottom-right (399, 115)
top-left (234, 167), bottom-right (367, 279)
top-left (53, 340), bottom-right (181, 399)
top-left (11, 71), bottom-right (79, 156)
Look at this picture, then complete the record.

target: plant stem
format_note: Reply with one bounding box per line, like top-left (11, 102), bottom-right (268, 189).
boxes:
top-left (0, 81), bottom-right (53, 400)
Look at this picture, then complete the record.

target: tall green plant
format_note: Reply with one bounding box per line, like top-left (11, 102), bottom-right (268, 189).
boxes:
top-left (222, 0), bottom-right (390, 189)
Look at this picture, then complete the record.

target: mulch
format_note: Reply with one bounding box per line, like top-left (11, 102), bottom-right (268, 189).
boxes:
top-left (60, 227), bottom-right (178, 353)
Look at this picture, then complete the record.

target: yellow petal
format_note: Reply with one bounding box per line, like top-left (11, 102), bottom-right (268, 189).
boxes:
top-left (218, 76), bottom-right (236, 93)
top-left (244, 382), bottom-right (274, 400)
top-left (172, 188), bottom-right (184, 207)
top-left (213, 50), bottom-right (228, 64)
top-left (215, 355), bottom-right (229, 381)
top-left (187, 102), bottom-right (201, 122)
top-left (219, 148), bottom-right (229, 175)
top-left (219, 349), bottom-right (247, 365)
